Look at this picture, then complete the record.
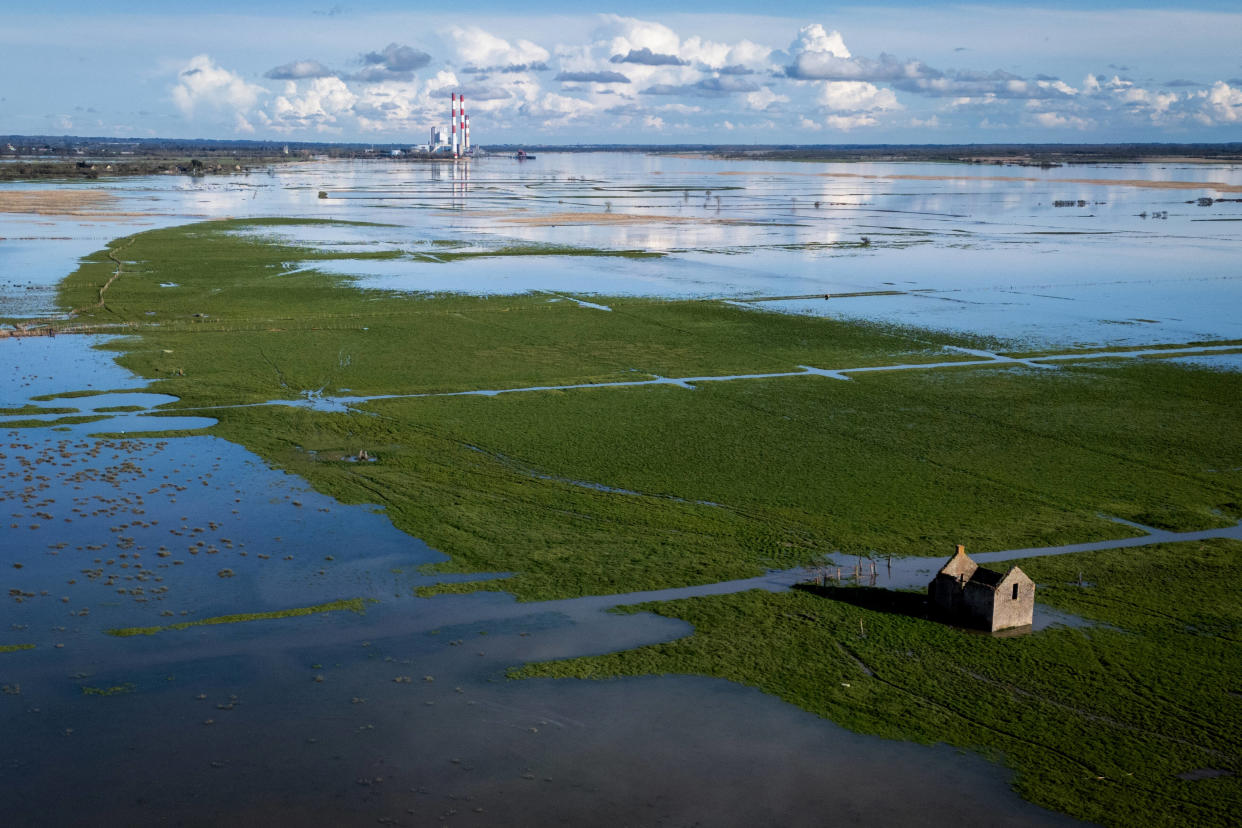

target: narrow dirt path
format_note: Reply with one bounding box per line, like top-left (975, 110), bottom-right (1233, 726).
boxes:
top-left (70, 239), bottom-right (133, 316)
top-left (1, 240), bottom-right (134, 338)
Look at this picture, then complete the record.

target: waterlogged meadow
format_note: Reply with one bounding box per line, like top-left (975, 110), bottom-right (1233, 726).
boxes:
top-left (2, 155), bottom-right (1241, 826)
top-left (32, 218), bottom-right (1242, 603)
top-left (54, 219), bottom-right (972, 405)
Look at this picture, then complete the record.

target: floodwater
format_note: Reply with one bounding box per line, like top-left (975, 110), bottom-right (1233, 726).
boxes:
top-left (5, 153), bottom-right (1241, 346)
top-left (0, 421), bottom-right (1083, 828)
top-left (3, 153), bottom-right (1240, 826)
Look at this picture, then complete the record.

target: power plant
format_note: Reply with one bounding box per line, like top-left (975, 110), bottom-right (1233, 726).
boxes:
top-left (411, 93), bottom-right (473, 159)
top-left (406, 93), bottom-right (531, 160)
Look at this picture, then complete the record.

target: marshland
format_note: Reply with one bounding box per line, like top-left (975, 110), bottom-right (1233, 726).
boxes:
top-left (2, 152), bottom-right (1240, 826)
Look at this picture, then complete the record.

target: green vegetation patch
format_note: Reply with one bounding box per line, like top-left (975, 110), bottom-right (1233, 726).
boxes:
top-left (0, 644), bottom-right (36, 654)
top-left (81, 682), bottom-right (137, 696)
top-left (0, 405), bottom-right (76, 416)
top-left (104, 598), bottom-right (369, 637)
top-left (516, 539), bottom-right (1242, 827)
top-left (28, 389), bottom-right (114, 401)
top-left (50, 220), bottom-right (1242, 602)
top-left (0, 415), bottom-right (108, 428)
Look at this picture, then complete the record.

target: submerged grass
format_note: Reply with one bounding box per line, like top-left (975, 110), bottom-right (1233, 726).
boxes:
top-left (0, 644), bottom-right (35, 654)
top-left (515, 540), bottom-right (1242, 827)
top-left (103, 597), bottom-right (369, 637)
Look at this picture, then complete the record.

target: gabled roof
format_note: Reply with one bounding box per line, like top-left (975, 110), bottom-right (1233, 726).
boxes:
top-left (934, 545), bottom-right (1021, 591)
top-left (996, 565), bottom-right (1034, 588)
top-left (966, 567), bottom-right (1004, 587)
top-left (937, 544), bottom-right (977, 580)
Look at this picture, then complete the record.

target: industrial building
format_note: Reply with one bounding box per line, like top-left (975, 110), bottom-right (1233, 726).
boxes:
top-left (410, 93), bottom-right (472, 158)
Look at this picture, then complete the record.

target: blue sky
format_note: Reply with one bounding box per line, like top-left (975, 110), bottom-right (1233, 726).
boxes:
top-left (2, 3), bottom-right (1240, 143)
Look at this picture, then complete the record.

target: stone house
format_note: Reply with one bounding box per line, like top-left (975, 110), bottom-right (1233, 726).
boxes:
top-left (928, 545), bottom-right (1034, 632)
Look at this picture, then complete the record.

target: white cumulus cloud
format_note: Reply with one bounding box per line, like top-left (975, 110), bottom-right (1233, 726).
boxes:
top-left (818, 81), bottom-right (899, 112)
top-left (792, 24), bottom-right (851, 60)
top-left (725, 40), bottom-right (774, 70)
top-left (680, 36), bottom-right (731, 68)
top-left (595, 15), bottom-right (682, 59)
top-left (1033, 111), bottom-right (1090, 129)
top-left (146, 18), bottom-right (1242, 141)
top-left (171, 55), bottom-right (265, 119)
top-left (745, 87), bottom-right (788, 111)
top-left (449, 25), bottom-right (549, 69)
top-left (266, 77), bottom-right (358, 131)
top-left (823, 113), bottom-right (877, 130)
top-left (1191, 81), bottom-right (1242, 124)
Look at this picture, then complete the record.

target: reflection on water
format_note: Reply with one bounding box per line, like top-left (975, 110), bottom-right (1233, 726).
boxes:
top-left (0, 334), bottom-right (138, 402)
top-left (4, 154), bottom-right (1240, 350)
top-left (1170, 352), bottom-right (1242, 371)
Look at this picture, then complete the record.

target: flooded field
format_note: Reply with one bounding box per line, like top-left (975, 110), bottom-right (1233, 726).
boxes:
top-left (5, 153), bottom-right (1241, 343)
top-left (2, 154), bottom-right (1240, 826)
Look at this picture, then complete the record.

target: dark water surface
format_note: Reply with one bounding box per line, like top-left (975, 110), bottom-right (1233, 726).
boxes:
top-left (0, 421), bottom-right (1087, 827)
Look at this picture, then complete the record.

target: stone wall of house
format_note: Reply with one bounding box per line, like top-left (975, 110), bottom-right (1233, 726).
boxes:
top-left (990, 578), bottom-right (1035, 632)
top-left (961, 581), bottom-right (999, 629)
top-left (928, 574), bottom-right (963, 617)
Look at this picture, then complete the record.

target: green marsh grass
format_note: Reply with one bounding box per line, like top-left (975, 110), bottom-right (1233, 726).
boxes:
top-left (47, 219), bottom-right (1242, 599)
top-left (28, 389), bottom-right (116, 401)
top-left (104, 598), bottom-right (368, 637)
top-left (2, 415), bottom-right (109, 429)
top-left (0, 405), bottom-right (76, 416)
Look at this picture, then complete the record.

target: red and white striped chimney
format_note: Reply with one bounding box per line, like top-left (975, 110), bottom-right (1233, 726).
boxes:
top-left (451, 93), bottom-right (458, 158)
top-left (465, 114), bottom-right (470, 155)
top-left (459, 95), bottom-right (466, 156)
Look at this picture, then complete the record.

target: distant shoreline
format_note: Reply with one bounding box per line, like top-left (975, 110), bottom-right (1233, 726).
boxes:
top-left (4, 135), bottom-right (1241, 168)
top-left (0, 157), bottom-right (295, 182)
